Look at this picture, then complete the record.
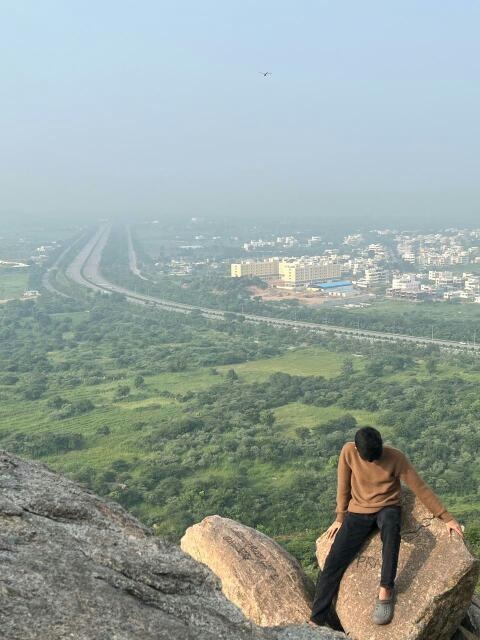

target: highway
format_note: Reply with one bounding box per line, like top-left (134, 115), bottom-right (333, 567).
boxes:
top-left (42, 232), bottom-right (91, 299)
top-left (126, 225), bottom-right (150, 281)
top-left (63, 225), bottom-right (480, 354)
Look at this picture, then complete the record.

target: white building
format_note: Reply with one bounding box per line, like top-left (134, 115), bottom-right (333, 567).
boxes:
top-left (365, 267), bottom-right (388, 286)
top-left (390, 274), bottom-right (421, 293)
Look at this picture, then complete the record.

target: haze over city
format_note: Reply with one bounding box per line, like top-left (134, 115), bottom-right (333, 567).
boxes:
top-left (1, 1), bottom-right (480, 228)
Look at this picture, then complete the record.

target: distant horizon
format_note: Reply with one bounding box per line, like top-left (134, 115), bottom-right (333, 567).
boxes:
top-left (3, 210), bottom-right (480, 238)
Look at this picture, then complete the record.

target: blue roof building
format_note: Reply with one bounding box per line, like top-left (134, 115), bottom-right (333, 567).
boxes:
top-left (306, 280), bottom-right (354, 296)
top-left (310, 280), bottom-right (353, 290)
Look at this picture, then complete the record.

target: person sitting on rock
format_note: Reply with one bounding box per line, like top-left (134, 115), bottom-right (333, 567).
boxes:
top-left (309, 426), bottom-right (464, 628)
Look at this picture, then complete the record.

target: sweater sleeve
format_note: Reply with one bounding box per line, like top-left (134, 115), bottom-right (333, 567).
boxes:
top-left (335, 445), bottom-right (352, 523)
top-left (399, 453), bottom-right (454, 523)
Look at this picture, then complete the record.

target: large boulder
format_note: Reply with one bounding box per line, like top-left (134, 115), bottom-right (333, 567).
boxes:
top-left (0, 451), bottom-right (345, 640)
top-left (181, 515), bottom-right (316, 627)
top-left (316, 489), bottom-right (479, 640)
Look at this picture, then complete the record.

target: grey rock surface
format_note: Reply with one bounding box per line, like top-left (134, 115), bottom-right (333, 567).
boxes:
top-left (459, 595), bottom-right (480, 637)
top-left (0, 452), bottom-right (344, 640)
top-left (451, 626), bottom-right (479, 640)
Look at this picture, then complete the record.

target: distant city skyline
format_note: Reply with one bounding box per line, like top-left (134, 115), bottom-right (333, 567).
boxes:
top-left (1, 1), bottom-right (479, 226)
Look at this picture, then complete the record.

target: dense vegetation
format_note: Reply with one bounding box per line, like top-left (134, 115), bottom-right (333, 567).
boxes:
top-left (0, 288), bottom-right (479, 587)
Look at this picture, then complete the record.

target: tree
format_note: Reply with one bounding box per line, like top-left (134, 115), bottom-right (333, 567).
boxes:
top-left (341, 358), bottom-right (354, 377)
top-left (425, 358), bottom-right (438, 375)
top-left (365, 360), bottom-right (384, 377)
top-left (114, 385), bottom-right (131, 400)
top-left (295, 427), bottom-right (311, 441)
top-left (96, 425), bottom-right (111, 436)
top-left (134, 374), bottom-right (145, 388)
top-left (260, 410), bottom-right (276, 426)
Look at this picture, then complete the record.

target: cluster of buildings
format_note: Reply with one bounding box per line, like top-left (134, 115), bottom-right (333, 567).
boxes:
top-left (163, 224), bottom-right (480, 306)
top-left (230, 227), bottom-right (480, 304)
top-left (231, 257), bottom-right (342, 287)
top-left (155, 256), bottom-right (221, 276)
top-left (387, 271), bottom-right (480, 303)
top-left (396, 231), bottom-right (477, 266)
top-left (242, 235), bottom-right (325, 252)
top-left (230, 255), bottom-right (394, 298)
top-left (242, 236), bottom-right (300, 251)
top-left (29, 243), bottom-right (61, 265)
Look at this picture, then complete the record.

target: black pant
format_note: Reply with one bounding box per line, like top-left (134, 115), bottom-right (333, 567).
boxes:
top-left (310, 505), bottom-right (401, 624)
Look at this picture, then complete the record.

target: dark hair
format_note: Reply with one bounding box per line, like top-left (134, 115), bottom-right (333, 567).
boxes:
top-left (354, 427), bottom-right (383, 461)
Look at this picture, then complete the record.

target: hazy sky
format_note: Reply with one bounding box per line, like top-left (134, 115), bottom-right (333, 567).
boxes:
top-left (1, 1), bottom-right (479, 227)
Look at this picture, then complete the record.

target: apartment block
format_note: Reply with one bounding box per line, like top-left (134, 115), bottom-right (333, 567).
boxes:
top-left (230, 258), bottom-right (280, 280)
top-left (230, 257), bottom-right (341, 286)
top-left (278, 260), bottom-right (342, 286)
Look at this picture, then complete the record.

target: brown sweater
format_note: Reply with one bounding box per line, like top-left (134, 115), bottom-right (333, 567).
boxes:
top-left (335, 442), bottom-right (453, 523)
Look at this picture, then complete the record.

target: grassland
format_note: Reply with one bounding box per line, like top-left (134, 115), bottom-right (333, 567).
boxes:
top-left (0, 270), bottom-right (29, 300)
top-left (354, 299), bottom-right (480, 319)
top-left (274, 402), bottom-right (380, 435)
top-left (218, 346), bottom-right (360, 382)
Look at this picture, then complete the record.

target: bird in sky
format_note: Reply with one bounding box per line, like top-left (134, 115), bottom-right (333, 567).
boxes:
top-left (258, 71), bottom-right (272, 77)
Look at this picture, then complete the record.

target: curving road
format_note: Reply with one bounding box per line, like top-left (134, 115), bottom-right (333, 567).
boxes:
top-left (64, 225), bottom-right (480, 353)
top-left (127, 225), bottom-right (150, 281)
top-left (42, 232), bottom-right (91, 298)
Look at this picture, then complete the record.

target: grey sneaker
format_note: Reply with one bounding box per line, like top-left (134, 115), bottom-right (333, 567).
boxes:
top-left (373, 589), bottom-right (395, 625)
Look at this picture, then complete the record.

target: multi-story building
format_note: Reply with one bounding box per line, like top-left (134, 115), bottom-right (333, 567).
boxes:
top-left (365, 267), bottom-right (388, 287)
top-left (428, 270), bottom-right (454, 283)
top-left (230, 258), bottom-right (280, 280)
top-left (343, 234), bottom-right (364, 246)
top-left (386, 274), bottom-right (425, 300)
top-left (276, 236), bottom-right (298, 247)
top-left (402, 251), bottom-right (416, 263)
top-left (278, 259), bottom-right (342, 286)
top-left (464, 276), bottom-right (480, 296)
top-left (230, 257), bottom-right (342, 286)
top-left (450, 252), bottom-right (469, 265)
top-left (243, 240), bottom-right (275, 251)
top-left (390, 274), bottom-right (421, 293)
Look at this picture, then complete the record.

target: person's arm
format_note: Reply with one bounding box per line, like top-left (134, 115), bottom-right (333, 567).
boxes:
top-left (335, 445), bottom-right (352, 523)
top-left (399, 453), bottom-right (453, 522)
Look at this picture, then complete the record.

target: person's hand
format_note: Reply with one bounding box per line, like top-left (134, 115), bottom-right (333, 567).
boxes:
top-left (446, 518), bottom-right (464, 539)
top-left (326, 520), bottom-right (343, 542)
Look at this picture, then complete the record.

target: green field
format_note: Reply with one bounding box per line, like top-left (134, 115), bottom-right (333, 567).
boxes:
top-left (355, 299), bottom-right (480, 321)
top-left (218, 346), bottom-right (359, 381)
top-left (0, 270), bottom-right (29, 299)
top-left (274, 402), bottom-right (380, 436)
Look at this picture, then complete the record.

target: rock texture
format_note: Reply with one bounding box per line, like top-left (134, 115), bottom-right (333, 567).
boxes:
top-left (181, 515), bottom-right (315, 627)
top-left (452, 627), bottom-right (479, 640)
top-left (459, 595), bottom-right (480, 637)
top-left (316, 489), bottom-right (479, 640)
top-left (0, 451), bottom-right (345, 640)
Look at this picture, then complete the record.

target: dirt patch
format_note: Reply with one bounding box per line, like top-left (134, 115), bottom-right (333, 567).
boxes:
top-left (248, 286), bottom-right (329, 306)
